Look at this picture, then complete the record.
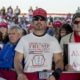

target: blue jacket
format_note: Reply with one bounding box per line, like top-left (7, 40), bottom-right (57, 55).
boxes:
top-left (0, 42), bottom-right (16, 69)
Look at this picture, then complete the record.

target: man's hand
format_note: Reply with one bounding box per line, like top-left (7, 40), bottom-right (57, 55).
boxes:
top-left (47, 75), bottom-right (56, 80)
top-left (17, 73), bottom-right (28, 80)
top-left (65, 64), bottom-right (76, 71)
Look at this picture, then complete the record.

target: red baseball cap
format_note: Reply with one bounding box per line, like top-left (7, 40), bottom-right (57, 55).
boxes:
top-left (0, 22), bottom-right (8, 28)
top-left (53, 21), bottom-right (62, 28)
top-left (33, 8), bottom-right (47, 18)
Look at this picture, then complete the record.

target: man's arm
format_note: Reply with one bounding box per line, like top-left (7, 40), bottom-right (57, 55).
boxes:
top-left (48, 53), bottom-right (63, 80)
top-left (14, 51), bottom-right (24, 75)
top-left (53, 53), bottom-right (64, 70)
top-left (14, 51), bottom-right (28, 80)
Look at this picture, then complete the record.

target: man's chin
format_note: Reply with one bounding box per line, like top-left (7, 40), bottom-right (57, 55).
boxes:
top-left (35, 28), bottom-right (43, 30)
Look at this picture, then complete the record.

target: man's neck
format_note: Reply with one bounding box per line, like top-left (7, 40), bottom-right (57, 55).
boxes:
top-left (33, 30), bottom-right (46, 37)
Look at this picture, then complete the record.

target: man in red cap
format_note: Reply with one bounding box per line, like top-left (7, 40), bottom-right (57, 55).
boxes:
top-left (33, 8), bottom-right (47, 18)
top-left (14, 8), bottom-right (63, 80)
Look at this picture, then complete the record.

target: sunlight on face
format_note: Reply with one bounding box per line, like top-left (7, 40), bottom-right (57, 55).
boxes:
top-left (33, 20), bottom-right (47, 31)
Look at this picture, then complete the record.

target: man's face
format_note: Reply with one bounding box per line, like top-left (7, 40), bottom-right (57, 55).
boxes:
top-left (73, 17), bottom-right (80, 32)
top-left (33, 16), bottom-right (47, 31)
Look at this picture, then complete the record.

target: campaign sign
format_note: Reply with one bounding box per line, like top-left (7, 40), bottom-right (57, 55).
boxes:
top-left (68, 43), bottom-right (80, 71)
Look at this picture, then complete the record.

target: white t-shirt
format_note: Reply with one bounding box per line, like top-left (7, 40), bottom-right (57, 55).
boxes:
top-left (15, 33), bottom-right (62, 72)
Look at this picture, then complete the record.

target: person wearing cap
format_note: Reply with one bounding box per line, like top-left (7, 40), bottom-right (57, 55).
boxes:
top-left (14, 8), bottom-right (63, 80)
top-left (0, 22), bottom-right (9, 44)
top-left (53, 20), bottom-right (63, 40)
top-left (60, 12), bottom-right (80, 71)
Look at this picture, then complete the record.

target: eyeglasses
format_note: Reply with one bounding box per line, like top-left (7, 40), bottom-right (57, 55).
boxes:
top-left (73, 21), bottom-right (80, 25)
top-left (33, 16), bottom-right (46, 21)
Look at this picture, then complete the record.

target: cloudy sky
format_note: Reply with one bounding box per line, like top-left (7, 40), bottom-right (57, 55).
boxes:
top-left (0, 0), bottom-right (80, 13)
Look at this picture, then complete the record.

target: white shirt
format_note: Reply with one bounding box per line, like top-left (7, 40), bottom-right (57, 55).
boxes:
top-left (15, 33), bottom-right (62, 72)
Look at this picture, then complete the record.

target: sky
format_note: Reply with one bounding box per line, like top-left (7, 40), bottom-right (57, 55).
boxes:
top-left (0, 0), bottom-right (80, 14)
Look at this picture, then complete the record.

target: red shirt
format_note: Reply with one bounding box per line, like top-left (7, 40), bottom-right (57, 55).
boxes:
top-left (74, 32), bottom-right (80, 42)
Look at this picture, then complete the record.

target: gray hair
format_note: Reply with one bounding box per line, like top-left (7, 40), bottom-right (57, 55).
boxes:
top-left (8, 25), bottom-right (23, 35)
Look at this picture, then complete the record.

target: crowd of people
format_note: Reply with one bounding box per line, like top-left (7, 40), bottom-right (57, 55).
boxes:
top-left (0, 6), bottom-right (80, 80)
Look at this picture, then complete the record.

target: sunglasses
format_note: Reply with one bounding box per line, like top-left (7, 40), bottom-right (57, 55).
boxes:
top-left (73, 21), bottom-right (80, 24)
top-left (33, 16), bottom-right (46, 21)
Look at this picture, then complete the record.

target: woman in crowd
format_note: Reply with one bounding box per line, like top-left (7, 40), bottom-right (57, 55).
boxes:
top-left (58, 23), bottom-right (73, 42)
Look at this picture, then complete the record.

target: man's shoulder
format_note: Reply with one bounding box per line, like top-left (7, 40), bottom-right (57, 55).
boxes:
top-left (46, 34), bottom-right (58, 40)
top-left (22, 33), bottom-right (32, 38)
top-left (20, 33), bottom-right (33, 42)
